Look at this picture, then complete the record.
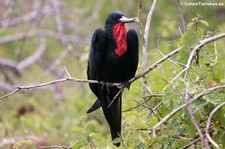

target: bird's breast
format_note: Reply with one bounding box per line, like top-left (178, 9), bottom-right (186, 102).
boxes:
top-left (112, 23), bottom-right (127, 57)
top-left (103, 50), bottom-right (129, 82)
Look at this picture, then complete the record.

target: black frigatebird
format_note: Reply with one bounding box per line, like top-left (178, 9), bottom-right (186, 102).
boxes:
top-left (87, 10), bottom-right (139, 146)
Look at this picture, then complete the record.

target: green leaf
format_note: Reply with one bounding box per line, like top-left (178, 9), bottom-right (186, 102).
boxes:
top-left (187, 22), bottom-right (195, 30)
top-left (112, 137), bottom-right (122, 144)
top-left (222, 134), bottom-right (225, 148)
top-left (200, 20), bottom-right (209, 26)
top-left (149, 117), bottom-right (158, 127)
top-left (185, 123), bottom-right (196, 137)
top-left (215, 109), bottom-right (225, 128)
top-left (13, 140), bottom-right (34, 149)
top-left (196, 27), bottom-right (204, 40)
top-left (73, 127), bottom-right (84, 133)
top-left (191, 17), bottom-right (198, 22)
top-left (89, 132), bottom-right (102, 139)
top-left (71, 140), bottom-right (88, 149)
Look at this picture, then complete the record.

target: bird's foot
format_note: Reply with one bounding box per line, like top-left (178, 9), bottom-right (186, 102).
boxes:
top-left (101, 82), bottom-right (112, 94)
top-left (119, 81), bottom-right (130, 89)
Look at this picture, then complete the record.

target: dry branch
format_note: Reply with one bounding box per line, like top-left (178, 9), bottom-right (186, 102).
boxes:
top-left (142, 0), bottom-right (158, 71)
top-left (206, 102), bottom-right (225, 149)
top-left (0, 6), bottom-right (54, 27)
top-left (128, 46), bottom-right (184, 85)
top-left (0, 45), bottom-right (184, 100)
top-left (0, 30), bottom-right (88, 45)
top-left (18, 38), bottom-right (46, 71)
top-left (163, 32), bottom-right (225, 92)
top-left (184, 82), bottom-right (210, 148)
top-left (0, 58), bottom-right (20, 76)
top-left (151, 84), bottom-right (225, 131)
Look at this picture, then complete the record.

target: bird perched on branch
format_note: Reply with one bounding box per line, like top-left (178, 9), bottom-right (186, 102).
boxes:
top-left (87, 10), bottom-right (139, 146)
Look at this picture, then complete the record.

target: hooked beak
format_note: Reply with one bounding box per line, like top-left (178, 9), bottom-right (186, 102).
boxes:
top-left (119, 16), bottom-right (139, 23)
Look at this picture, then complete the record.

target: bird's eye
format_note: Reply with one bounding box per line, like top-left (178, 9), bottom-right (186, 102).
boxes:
top-left (111, 15), bottom-right (117, 20)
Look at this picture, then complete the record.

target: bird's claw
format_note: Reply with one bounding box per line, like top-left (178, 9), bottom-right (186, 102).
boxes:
top-left (101, 82), bottom-right (112, 94)
top-left (118, 81), bottom-right (130, 89)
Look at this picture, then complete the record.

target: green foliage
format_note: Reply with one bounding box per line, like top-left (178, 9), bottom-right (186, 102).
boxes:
top-left (71, 139), bottom-right (88, 149)
top-left (187, 14), bottom-right (209, 30)
top-left (13, 140), bottom-right (34, 149)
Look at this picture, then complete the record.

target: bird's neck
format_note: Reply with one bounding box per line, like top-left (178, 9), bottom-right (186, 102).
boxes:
top-left (106, 23), bottom-right (127, 57)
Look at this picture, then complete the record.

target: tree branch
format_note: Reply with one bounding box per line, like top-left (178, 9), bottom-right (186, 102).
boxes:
top-left (0, 5), bottom-right (54, 28)
top-left (142, 0), bottom-right (158, 71)
top-left (0, 46), bottom-right (183, 100)
top-left (0, 29), bottom-right (88, 45)
top-left (0, 69), bottom-right (121, 100)
top-left (151, 84), bottom-right (225, 131)
top-left (184, 81), bottom-right (210, 148)
top-left (163, 32), bottom-right (225, 91)
top-left (128, 46), bottom-right (184, 85)
top-left (17, 37), bottom-right (46, 71)
top-left (206, 102), bottom-right (225, 149)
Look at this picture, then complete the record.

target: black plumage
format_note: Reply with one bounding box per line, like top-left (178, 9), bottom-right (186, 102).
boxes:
top-left (87, 10), bottom-right (139, 146)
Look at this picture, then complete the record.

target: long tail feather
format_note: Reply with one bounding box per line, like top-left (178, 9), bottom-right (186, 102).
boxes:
top-left (109, 95), bottom-right (121, 146)
top-left (87, 99), bottom-right (101, 113)
top-left (98, 85), bottom-right (122, 146)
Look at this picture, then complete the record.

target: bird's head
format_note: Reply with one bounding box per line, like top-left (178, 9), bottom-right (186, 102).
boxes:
top-left (105, 11), bottom-right (138, 56)
top-left (105, 11), bottom-right (139, 27)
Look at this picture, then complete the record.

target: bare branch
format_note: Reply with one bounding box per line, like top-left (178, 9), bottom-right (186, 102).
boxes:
top-left (137, 0), bottom-right (144, 40)
top-left (0, 82), bottom-right (17, 92)
top-left (0, 73), bottom-right (121, 101)
top-left (177, 0), bottom-right (186, 34)
top-left (0, 6), bottom-right (54, 28)
top-left (0, 58), bottom-right (20, 76)
top-left (163, 33), bottom-right (225, 91)
top-left (0, 45), bottom-right (183, 100)
top-left (39, 145), bottom-right (71, 149)
top-left (142, 0), bottom-right (158, 71)
top-left (151, 84), bottom-right (225, 131)
top-left (180, 137), bottom-right (201, 149)
top-left (0, 29), bottom-right (88, 45)
top-left (184, 81), bottom-right (210, 148)
top-left (206, 102), bottom-right (225, 149)
top-left (155, 36), bottom-right (181, 65)
top-left (128, 46), bottom-right (184, 85)
top-left (17, 37), bottom-right (46, 71)
top-left (123, 94), bottom-right (163, 112)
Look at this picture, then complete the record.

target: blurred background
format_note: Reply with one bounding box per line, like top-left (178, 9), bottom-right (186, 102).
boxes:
top-left (0, 0), bottom-right (225, 148)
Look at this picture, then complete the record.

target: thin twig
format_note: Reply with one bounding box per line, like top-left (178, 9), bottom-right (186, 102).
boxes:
top-left (39, 145), bottom-right (71, 149)
top-left (156, 36), bottom-right (177, 65)
top-left (206, 102), bottom-right (225, 149)
top-left (142, 0), bottom-right (158, 71)
top-left (2, 32), bottom-right (224, 102)
top-left (163, 33), bottom-right (225, 92)
top-left (177, 0), bottom-right (186, 34)
top-left (17, 37), bottom-right (46, 71)
top-left (128, 46), bottom-right (184, 85)
top-left (0, 77), bottom-right (120, 100)
top-left (107, 87), bottom-right (124, 108)
top-left (0, 46), bottom-right (183, 100)
top-left (0, 29), bottom-right (88, 45)
top-left (180, 137), bottom-right (201, 149)
top-left (123, 94), bottom-right (163, 112)
top-left (151, 84), bottom-right (225, 132)
top-left (184, 81), bottom-right (210, 148)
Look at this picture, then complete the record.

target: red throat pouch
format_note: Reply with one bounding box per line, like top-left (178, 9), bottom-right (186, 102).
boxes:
top-left (112, 23), bottom-right (127, 57)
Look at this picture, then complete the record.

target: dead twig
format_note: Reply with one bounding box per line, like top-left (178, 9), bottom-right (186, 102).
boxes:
top-left (151, 84), bottom-right (225, 133)
top-left (142, 0), bottom-right (158, 71)
top-left (205, 102), bottom-right (225, 149)
top-left (163, 33), bottom-right (225, 92)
